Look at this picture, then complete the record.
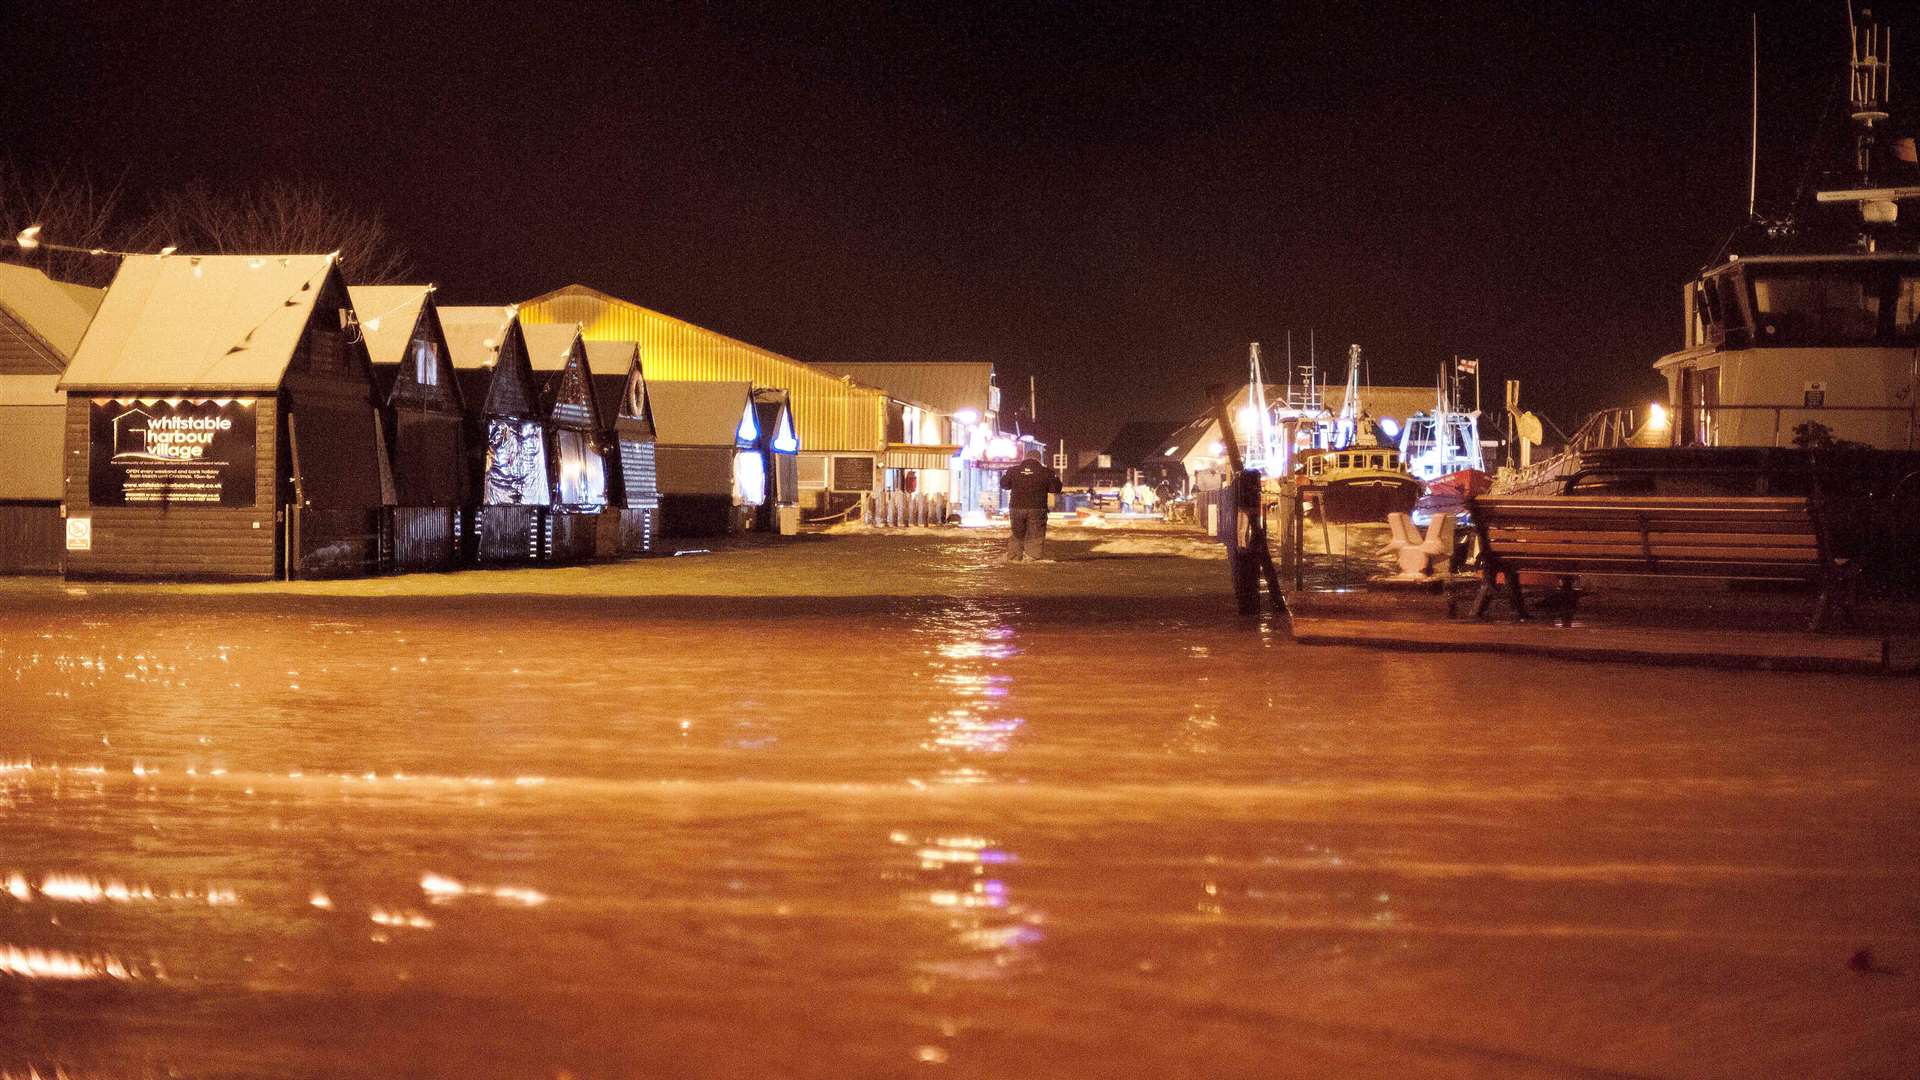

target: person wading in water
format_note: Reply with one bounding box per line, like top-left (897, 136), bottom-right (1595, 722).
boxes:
top-left (1000, 452), bottom-right (1063, 562)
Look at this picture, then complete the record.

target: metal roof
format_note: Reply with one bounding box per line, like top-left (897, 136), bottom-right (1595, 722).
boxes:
top-left (811, 362), bottom-right (993, 414)
top-left (519, 284), bottom-right (886, 454)
top-left (60, 253), bottom-right (339, 391)
top-left (347, 285), bottom-right (433, 366)
top-left (647, 380), bottom-right (756, 448)
top-left (0, 262), bottom-right (103, 365)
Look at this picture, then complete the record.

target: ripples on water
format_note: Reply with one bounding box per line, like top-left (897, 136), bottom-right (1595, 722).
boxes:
top-left (1, 573), bottom-right (1917, 1077)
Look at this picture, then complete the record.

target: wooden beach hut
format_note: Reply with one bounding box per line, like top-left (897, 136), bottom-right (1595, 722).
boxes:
top-left (350, 285), bottom-right (468, 571)
top-left (751, 387), bottom-right (800, 533)
top-left (584, 339), bottom-right (659, 555)
top-left (0, 262), bottom-right (103, 573)
top-left (440, 305), bottom-right (549, 565)
top-left (647, 380), bottom-right (761, 538)
top-left (523, 321), bottom-right (609, 563)
top-left (58, 253), bottom-right (388, 580)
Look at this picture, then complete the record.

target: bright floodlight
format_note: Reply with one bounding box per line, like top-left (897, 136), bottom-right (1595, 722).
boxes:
top-left (1379, 416), bottom-right (1401, 439)
top-left (1647, 401), bottom-right (1669, 429)
top-left (14, 225), bottom-right (42, 251)
top-left (1208, 440), bottom-right (1225, 456)
top-left (954, 409), bottom-right (980, 425)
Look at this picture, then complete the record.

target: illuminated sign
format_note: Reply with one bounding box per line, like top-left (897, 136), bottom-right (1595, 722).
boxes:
top-left (88, 399), bottom-right (256, 507)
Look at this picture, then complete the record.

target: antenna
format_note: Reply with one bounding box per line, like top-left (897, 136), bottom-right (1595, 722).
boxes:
top-left (1749, 13), bottom-right (1759, 218)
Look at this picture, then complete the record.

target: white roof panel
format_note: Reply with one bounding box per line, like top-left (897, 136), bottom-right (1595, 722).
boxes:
top-left (437, 305), bottom-right (519, 370)
top-left (521, 322), bottom-right (581, 372)
top-left (582, 339), bottom-right (640, 377)
top-left (347, 285), bottom-right (433, 366)
top-left (648, 380), bottom-right (755, 447)
top-left (59, 253), bottom-right (338, 391)
top-left (0, 261), bottom-right (104, 359)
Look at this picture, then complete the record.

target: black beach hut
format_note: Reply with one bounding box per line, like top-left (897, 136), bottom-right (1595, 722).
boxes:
top-left (584, 339), bottom-right (659, 555)
top-left (750, 386), bottom-right (800, 533)
top-left (647, 380), bottom-right (761, 538)
top-left (350, 285), bottom-right (468, 571)
top-left (523, 321), bottom-right (609, 563)
top-left (57, 253), bottom-right (389, 580)
top-left (440, 304), bottom-right (549, 565)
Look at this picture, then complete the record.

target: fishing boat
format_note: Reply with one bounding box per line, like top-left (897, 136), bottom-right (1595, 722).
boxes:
top-left (1401, 357), bottom-right (1491, 519)
top-left (1649, 7), bottom-right (1918, 458)
top-left (1294, 345), bottom-right (1423, 523)
top-left (1297, 441), bottom-right (1423, 524)
top-left (1493, 4), bottom-right (1920, 585)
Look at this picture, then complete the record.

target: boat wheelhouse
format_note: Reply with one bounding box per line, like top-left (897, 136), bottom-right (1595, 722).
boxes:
top-left (1652, 7), bottom-right (1919, 453)
top-left (1656, 253), bottom-right (1920, 450)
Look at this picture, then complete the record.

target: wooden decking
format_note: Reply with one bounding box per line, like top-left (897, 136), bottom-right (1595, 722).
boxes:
top-left (1290, 614), bottom-right (1913, 673)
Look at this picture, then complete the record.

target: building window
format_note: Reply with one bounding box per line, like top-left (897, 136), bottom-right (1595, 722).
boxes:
top-left (415, 338), bottom-right (439, 387)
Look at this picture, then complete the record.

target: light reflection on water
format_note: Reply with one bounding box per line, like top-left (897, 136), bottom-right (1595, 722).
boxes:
top-left (0, 582), bottom-right (1917, 1077)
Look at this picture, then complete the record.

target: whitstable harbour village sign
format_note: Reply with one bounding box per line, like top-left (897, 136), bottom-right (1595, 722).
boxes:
top-left (86, 397), bottom-right (257, 507)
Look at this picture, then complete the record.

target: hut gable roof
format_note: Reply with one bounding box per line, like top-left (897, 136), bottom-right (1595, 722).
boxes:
top-left (347, 285), bottom-right (431, 366)
top-left (584, 340), bottom-right (646, 432)
top-left (648, 380), bottom-right (756, 449)
top-left (59, 254), bottom-right (340, 392)
top-left (0, 262), bottom-right (103, 372)
top-left (440, 305), bottom-right (540, 420)
top-left (811, 361), bottom-right (992, 414)
top-left (523, 323), bottom-right (601, 432)
top-left (1099, 420), bottom-right (1187, 467)
top-left (752, 387), bottom-right (798, 453)
top-left (352, 285), bottom-right (461, 413)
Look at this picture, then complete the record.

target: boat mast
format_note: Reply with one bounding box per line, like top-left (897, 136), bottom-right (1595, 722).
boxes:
top-left (1245, 341), bottom-right (1276, 472)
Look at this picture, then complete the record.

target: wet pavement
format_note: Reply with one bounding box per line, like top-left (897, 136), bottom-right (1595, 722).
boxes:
top-left (1, 529), bottom-right (1916, 1078)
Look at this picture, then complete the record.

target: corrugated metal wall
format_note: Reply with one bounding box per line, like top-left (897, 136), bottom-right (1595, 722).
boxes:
top-left (520, 287), bottom-right (886, 455)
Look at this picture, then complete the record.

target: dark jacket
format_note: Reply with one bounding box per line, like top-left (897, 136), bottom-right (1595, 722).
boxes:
top-left (1001, 459), bottom-right (1062, 510)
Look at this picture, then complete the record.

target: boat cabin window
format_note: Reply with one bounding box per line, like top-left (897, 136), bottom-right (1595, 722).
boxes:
top-left (1745, 263), bottom-right (1920, 346)
top-left (1336, 453), bottom-right (1350, 469)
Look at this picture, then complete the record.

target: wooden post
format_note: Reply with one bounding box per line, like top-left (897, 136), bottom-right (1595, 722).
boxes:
top-left (1208, 384), bottom-right (1286, 618)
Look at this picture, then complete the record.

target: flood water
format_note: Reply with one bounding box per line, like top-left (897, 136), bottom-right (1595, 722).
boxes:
top-left (1, 536), bottom-right (1916, 1078)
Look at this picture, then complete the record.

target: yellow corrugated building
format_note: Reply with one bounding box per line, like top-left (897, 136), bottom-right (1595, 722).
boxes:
top-left (519, 284), bottom-right (891, 501)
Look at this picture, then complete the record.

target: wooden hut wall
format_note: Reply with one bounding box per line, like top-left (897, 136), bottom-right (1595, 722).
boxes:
top-left (456, 324), bottom-right (547, 565)
top-left (0, 507), bottom-right (61, 574)
top-left (387, 316), bottom-right (466, 506)
top-left (655, 447), bottom-right (735, 538)
top-left (2, 299), bottom-right (86, 573)
top-left (381, 313), bottom-right (467, 571)
top-left (277, 276), bottom-right (388, 579)
top-left (0, 377), bottom-right (67, 574)
top-left (539, 344), bottom-right (607, 564)
top-left (589, 369), bottom-right (658, 555)
top-left (63, 395), bottom-right (281, 579)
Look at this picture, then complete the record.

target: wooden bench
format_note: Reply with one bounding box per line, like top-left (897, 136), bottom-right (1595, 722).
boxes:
top-left (1462, 495), bottom-right (1853, 630)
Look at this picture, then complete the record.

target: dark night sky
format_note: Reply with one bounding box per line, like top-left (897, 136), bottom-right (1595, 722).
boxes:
top-left (1, 1), bottom-right (1871, 451)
